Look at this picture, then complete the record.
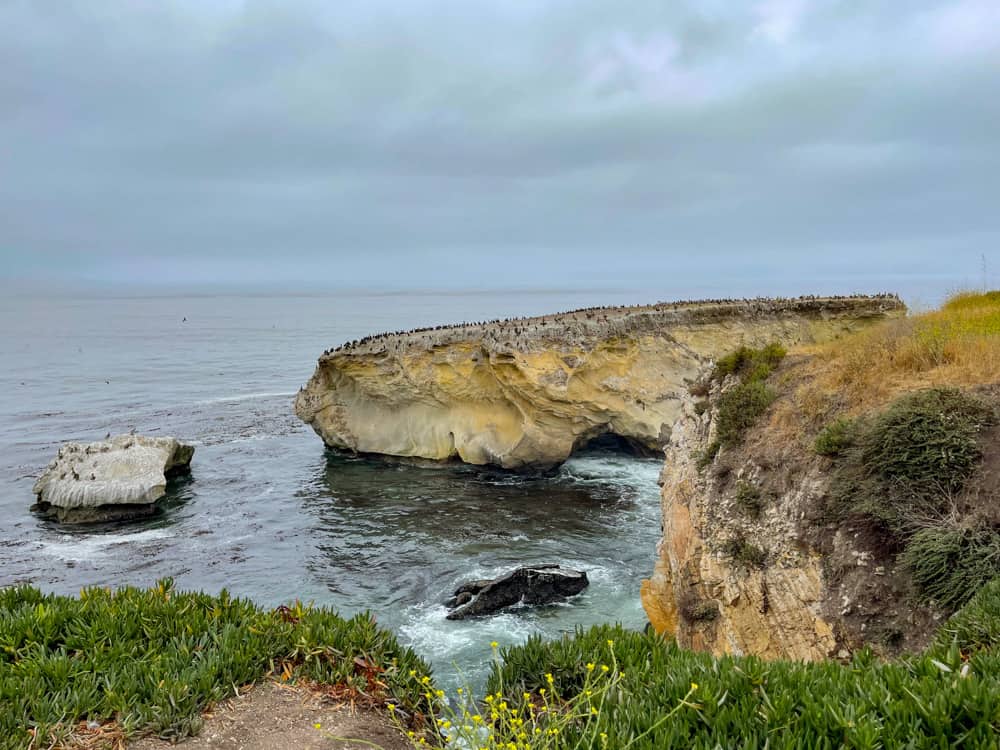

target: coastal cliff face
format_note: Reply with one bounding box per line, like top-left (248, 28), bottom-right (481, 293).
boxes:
top-left (295, 297), bottom-right (903, 470)
top-left (640, 387), bottom-right (842, 661)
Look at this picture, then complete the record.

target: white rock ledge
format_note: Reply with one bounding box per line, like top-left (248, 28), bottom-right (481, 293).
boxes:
top-left (32, 435), bottom-right (194, 523)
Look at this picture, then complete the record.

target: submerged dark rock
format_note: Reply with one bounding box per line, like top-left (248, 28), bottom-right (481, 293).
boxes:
top-left (445, 565), bottom-right (588, 620)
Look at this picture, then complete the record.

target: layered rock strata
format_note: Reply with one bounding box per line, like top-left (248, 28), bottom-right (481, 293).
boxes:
top-left (296, 297), bottom-right (904, 470)
top-left (32, 435), bottom-right (194, 523)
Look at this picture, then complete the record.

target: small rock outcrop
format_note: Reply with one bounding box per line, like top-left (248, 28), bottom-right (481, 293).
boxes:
top-left (296, 296), bottom-right (904, 470)
top-left (32, 435), bottom-right (194, 523)
top-left (446, 565), bottom-right (589, 620)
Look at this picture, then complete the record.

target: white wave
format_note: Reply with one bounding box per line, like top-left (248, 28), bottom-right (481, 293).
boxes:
top-left (38, 528), bottom-right (174, 562)
top-left (194, 391), bottom-right (296, 406)
top-left (559, 455), bottom-right (662, 487)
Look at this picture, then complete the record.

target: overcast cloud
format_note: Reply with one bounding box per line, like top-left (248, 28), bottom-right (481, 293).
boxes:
top-left (1, 0), bottom-right (998, 293)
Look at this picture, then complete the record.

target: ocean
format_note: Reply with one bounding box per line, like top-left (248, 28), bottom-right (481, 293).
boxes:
top-left (0, 280), bottom-right (953, 687)
top-left (0, 287), bottom-right (676, 689)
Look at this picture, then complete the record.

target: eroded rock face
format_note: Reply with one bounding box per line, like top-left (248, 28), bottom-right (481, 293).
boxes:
top-left (32, 435), bottom-right (194, 523)
top-left (296, 297), bottom-right (903, 470)
top-left (640, 396), bottom-right (838, 660)
top-left (446, 565), bottom-right (589, 620)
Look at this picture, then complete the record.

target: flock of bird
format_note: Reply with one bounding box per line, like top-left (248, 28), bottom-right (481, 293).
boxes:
top-left (323, 293), bottom-right (902, 355)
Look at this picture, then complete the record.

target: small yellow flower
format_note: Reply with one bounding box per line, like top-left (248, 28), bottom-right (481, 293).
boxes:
top-left (545, 673), bottom-right (554, 685)
top-left (586, 662), bottom-right (595, 671)
top-left (313, 722), bottom-right (322, 730)
top-left (607, 639), bottom-right (614, 648)
top-left (490, 641), bottom-right (499, 649)
top-left (601, 664), bottom-right (610, 673)
top-left (387, 703), bottom-right (395, 712)
top-left (691, 682), bottom-right (699, 691)
top-left (420, 676), bottom-right (431, 685)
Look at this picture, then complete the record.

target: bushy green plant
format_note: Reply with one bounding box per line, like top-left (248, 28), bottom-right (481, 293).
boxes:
top-left (858, 388), bottom-right (992, 497)
top-left (713, 343), bottom-right (786, 381)
top-left (901, 527), bottom-right (1000, 612)
top-left (715, 380), bottom-right (776, 446)
top-left (814, 417), bottom-right (854, 456)
top-left (485, 623), bottom-right (1000, 749)
top-left (829, 388), bottom-right (993, 534)
top-left (721, 535), bottom-right (768, 569)
top-left (930, 577), bottom-right (1000, 656)
top-left (0, 580), bottom-right (431, 749)
top-left (734, 480), bottom-right (765, 518)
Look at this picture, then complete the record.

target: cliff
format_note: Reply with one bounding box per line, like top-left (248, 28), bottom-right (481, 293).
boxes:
top-left (295, 296), bottom-right (904, 470)
top-left (642, 291), bottom-right (1000, 661)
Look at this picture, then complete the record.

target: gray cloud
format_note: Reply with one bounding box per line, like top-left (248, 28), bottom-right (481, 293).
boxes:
top-left (2, 0), bottom-right (999, 293)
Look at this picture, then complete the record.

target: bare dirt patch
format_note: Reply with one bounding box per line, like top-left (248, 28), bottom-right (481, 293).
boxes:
top-left (127, 681), bottom-right (410, 750)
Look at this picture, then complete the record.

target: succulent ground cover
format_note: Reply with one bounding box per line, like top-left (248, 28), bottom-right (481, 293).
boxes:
top-left (0, 579), bottom-right (431, 749)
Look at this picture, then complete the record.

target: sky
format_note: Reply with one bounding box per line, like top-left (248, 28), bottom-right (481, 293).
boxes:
top-left (1, 0), bottom-right (999, 295)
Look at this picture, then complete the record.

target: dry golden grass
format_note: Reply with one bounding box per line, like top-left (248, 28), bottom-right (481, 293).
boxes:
top-left (773, 290), bottom-right (1000, 432)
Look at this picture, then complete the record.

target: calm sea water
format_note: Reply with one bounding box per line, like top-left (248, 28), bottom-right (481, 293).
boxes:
top-left (0, 288), bottom-right (679, 688)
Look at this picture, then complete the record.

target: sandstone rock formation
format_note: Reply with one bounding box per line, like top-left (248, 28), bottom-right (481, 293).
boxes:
top-left (640, 387), bottom-right (839, 661)
top-left (32, 435), bottom-right (194, 523)
top-left (446, 565), bottom-right (589, 620)
top-left (296, 297), bottom-right (904, 470)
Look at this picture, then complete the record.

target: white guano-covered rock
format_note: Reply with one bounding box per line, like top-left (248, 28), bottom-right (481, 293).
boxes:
top-left (32, 435), bottom-right (194, 522)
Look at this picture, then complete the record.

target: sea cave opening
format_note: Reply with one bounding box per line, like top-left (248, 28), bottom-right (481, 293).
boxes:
top-left (573, 431), bottom-right (659, 458)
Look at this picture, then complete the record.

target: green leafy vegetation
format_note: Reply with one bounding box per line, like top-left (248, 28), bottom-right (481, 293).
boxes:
top-left (712, 344), bottom-right (786, 451)
top-left (901, 527), bottom-right (1000, 612)
top-left (931, 577), bottom-right (1000, 657)
top-left (733, 480), bottom-right (765, 518)
top-left (828, 388), bottom-right (992, 530)
top-left (856, 388), bottom-right (992, 500)
top-left (721, 535), bottom-right (768, 569)
top-left (0, 580), bottom-right (431, 749)
top-left (822, 387), bottom-right (997, 611)
top-left (814, 417), bottom-right (854, 456)
top-left (484, 614), bottom-right (1000, 749)
top-left (715, 380), bottom-right (776, 447)
top-left (713, 343), bottom-right (786, 382)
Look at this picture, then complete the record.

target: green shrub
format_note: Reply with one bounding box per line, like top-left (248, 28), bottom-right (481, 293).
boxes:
top-left (716, 380), bottom-right (776, 446)
top-left (713, 343), bottom-right (786, 381)
top-left (486, 623), bottom-right (1000, 749)
top-left (721, 535), bottom-right (768, 569)
top-left (0, 580), bottom-right (431, 749)
top-left (901, 527), bottom-right (1000, 612)
top-left (829, 388), bottom-right (993, 535)
top-left (930, 576), bottom-right (1000, 656)
top-left (858, 388), bottom-right (992, 497)
top-left (814, 417), bottom-right (854, 456)
top-left (734, 481), bottom-right (765, 518)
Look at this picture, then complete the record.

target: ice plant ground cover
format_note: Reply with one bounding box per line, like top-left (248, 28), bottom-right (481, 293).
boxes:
top-left (3, 566), bottom-right (1000, 748)
top-left (0, 579), bottom-right (432, 749)
top-left (473, 583), bottom-right (1000, 750)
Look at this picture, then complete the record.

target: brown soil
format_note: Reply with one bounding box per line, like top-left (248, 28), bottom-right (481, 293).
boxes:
top-left (127, 682), bottom-right (411, 750)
